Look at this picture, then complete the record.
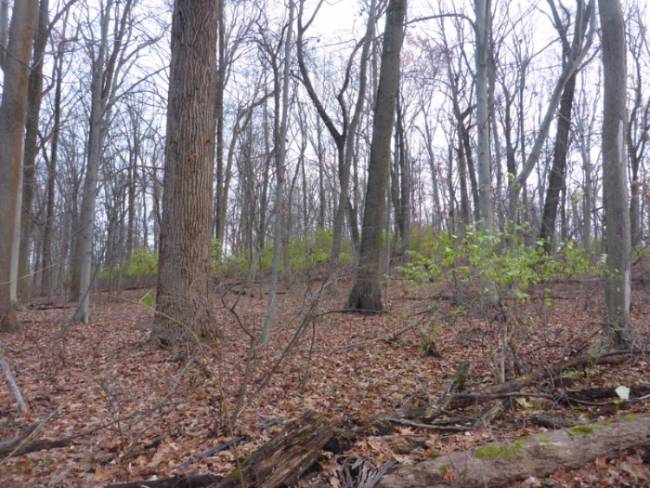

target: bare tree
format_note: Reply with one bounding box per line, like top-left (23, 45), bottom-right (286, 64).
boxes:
top-left (539, 0), bottom-right (594, 253)
top-left (0, 0), bottom-right (39, 332)
top-left (348, 0), bottom-right (406, 312)
top-left (599, 0), bottom-right (631, 349)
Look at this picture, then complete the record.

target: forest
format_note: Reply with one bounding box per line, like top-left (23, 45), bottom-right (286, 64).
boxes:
top-left (1, 0), bottom-right (650, 486)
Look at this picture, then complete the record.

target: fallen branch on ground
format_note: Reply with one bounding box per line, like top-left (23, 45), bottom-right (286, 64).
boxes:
top-left (376, 414), bottom-right (650, 487)
top-left (218, 410), bottom-right (334, 488)
top-left (106, 474), bottom-right (222, 488)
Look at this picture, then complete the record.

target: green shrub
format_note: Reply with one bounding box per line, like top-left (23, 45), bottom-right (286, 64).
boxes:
top-left (400, 225), bottom-right (600, 303)
top-left (98, 249), bottom-right (158, 281)
top-left (215, 229), bottom-right (353, 276)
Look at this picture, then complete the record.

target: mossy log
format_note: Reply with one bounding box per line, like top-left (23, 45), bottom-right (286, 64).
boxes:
top-left (218, 410), bottom-right (334, 488)
top-left (376, 414), bottom-right (650, 487)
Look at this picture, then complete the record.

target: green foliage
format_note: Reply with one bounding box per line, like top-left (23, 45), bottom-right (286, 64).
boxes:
top-left (122, 249), bottom-right (158, 278)
top-left (215, 229), bottom-right (353, 276)
top-left (98, 249), bottom-right (158, 281)
top-left (400, 225), bottom-right (600, 304)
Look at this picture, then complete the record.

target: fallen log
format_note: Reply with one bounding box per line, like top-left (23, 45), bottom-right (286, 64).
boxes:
top-left (439, 351), bottom-right (632, 414)
top-left (106, 474), bottom-right (221, 488)
top-left (0, 425), bottom-right (73, 458)
top-left (218, 410), bottom-right (334, 488)
top-left (377, 414), bottom-right (650, 487)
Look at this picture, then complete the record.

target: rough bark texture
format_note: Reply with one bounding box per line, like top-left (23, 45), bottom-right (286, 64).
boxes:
top-left (599, 0), bottom-right (631, 349)
top-left (218, 411), bottom-right (334, 488)
top-left (0, 0), bottom-right (39, 332)
top-left (377, 414), bottom-right (650, 487)
top-left (347, 0), bottom-right (406, 312)
top-left (155, 0), bottom-right (219, 344)
top-left (18, 0), bottom-right (49, 300)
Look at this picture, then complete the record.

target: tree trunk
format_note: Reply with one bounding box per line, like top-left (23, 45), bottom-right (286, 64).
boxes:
top-left (347, 0), bottom-right (406, 312)
top-left (41, 32), bottom-right (65, 296)
top-left (154, 0), bottom-right (219, 345)
top-left (475, 0), bottom-right (494, 233)
top-left (599, 0), bottom-right (631, 349)
top-left (540, 73), bottom-right (577, 253)
top-left (18, 0), bottom-right (49, 301)
top-left (0, 0), bottom-right (39, 332)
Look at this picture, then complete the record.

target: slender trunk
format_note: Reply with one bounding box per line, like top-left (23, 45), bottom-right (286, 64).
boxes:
top-left (18, 0), bottom-right (48, 301)
top-left (599, 0), bottom-right (631, 349)
top-left (540, 73), bottom-right (577, 252)
top-left (347, 0), bottom-right (406, 312)
top-left (0, 0), bottom-right (39, 332)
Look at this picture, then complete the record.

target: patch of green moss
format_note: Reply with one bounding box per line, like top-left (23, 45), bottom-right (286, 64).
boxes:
top-left (473, 439), bottom-right (527, 461)
top-left (537, 434), bottom-right (551, 445)
top-left (622, 414), bottom-right (636, 422)
top-left (569, 424), bottom-right (596, 436)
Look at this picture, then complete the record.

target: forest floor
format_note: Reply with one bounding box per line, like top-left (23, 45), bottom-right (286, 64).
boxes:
top-left (1, 264), bottom-right (650, 487)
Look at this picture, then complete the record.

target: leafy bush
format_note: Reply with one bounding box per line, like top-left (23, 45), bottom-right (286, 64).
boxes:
top-left (122, 249), bottom-right (158, 278)
top-left (98, 249), bottom-right (158, 281)
top-left (215, 229), bottom-right (353, 276)
top-left (400, 225), bottom-right (599, 303)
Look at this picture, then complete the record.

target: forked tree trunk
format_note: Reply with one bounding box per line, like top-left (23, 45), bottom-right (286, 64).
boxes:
top-left (347, 0), bottom-right (406, 312)
top-left (0, 0), bottom-right (39, 332)
top-left (599, 0), bottom-right (631, 349)
top-left (154, 0), bottom-right (219, 345)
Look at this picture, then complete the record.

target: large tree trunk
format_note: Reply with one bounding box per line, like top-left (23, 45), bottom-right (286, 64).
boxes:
top-left (0, 0), bottom-right (39, 332)
top-left (154, 0), bottom-right (219, 345)
top-left (599, 0), bottom-right (631, 349)
top-left (377, 414), bottom-right (650, 488)
top-left (347, 0), bottom-right (406, 312)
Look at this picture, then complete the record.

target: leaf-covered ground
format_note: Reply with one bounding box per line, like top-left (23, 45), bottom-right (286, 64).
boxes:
top-left (1, 269), bottom-right (650, 487)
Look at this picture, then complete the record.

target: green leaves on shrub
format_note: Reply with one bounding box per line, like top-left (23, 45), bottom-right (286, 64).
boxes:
top-left (399, 225), bottom-right (600, 303)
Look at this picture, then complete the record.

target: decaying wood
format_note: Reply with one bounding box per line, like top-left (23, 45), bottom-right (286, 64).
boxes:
top-left (218, 410), bottom-right (334, 488)
top-left (528, 414), bottom-right (579, 429)
top-left (0, 435), bottom-right (72, 457)
top-left (377, 414), bottom-right (650, 487)
top-left (338, 459), bottom-right (397, 488)
top-left (0, 348), bottom-right (29, 414)
top-left (432, 351), bottom-right (631, 416)
top-left (564, 383), bottom-right (650, 402)
top-left (106, 474), bottom-right (222, 488)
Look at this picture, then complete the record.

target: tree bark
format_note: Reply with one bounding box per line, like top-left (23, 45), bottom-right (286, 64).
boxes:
top-left (0, 0), bottom-right (39, 332)
top-left (154, 0), bottom-right (219, 345)
top-left (599, 0), bottom-right (631, 349)
top-left (347, 0), bottom-right (406, 312)
top-left (18, 0), bottom-right (49, 300)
